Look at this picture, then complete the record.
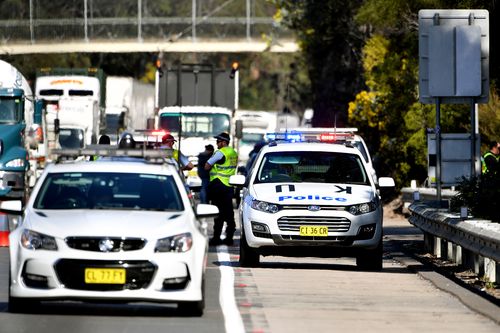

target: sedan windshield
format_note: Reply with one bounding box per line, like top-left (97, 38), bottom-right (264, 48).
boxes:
top-left (255, 151), bottom-right (369, 185)
top-left (33, 172), bottom-right (184, 211)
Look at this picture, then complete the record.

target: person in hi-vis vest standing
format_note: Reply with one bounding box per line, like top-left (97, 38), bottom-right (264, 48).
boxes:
top-left (482, 140), bottom-right (500, 175)
top-left (162, 134), bottom-right (194, 171)
top-left (204, 132), bottom-right (238, 246)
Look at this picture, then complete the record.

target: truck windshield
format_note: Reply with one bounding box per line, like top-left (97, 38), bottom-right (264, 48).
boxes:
top-left (0, 97), bottom-right (22, 123)
top-left (159, 112), bottom-right (230, 137)
top-left (39, 89), bottom-right (63, 96)
top-left (69, 90), bottom-right (94, 96)
top-left (59, 128), bottom-right (85, 149)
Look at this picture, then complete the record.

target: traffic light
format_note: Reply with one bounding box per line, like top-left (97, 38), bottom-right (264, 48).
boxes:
top-left (229, 61), bottom-right (239, 79)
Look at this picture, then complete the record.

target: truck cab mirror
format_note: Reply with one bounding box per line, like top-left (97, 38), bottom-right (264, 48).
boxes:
top-left (235, 119), bottom-right (243, 139)
top-left (54, 118), bottom-right (60, 134)
top-left (34, 100), bottom-right (44, 125)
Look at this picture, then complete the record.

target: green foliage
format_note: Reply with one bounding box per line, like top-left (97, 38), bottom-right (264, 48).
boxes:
top-left (271, 0), bottom-right (365, 126)
top-left (451, 174), bottom-right (500, 222)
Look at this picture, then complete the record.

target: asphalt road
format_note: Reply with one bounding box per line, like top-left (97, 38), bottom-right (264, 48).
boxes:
top-left (0, 210), bottom-right (499, 333)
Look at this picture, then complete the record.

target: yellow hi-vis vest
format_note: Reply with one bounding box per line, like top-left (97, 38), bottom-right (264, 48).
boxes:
top-left (210, 146), bottom-right (238, 187)
top-left (482, 151), bottom-right (499, 174)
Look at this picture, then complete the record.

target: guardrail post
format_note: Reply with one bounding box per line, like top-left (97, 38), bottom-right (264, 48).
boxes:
top-left (484, 258), bottom-right (497, 283)
top-left (447, 241), bottom-right (454, 262)
top-left (434, 236), bottom-right (442, 258)
top-left (474, 254), bottom-right (484, 276)
top-left (454, 244), bottom-right (462, 265)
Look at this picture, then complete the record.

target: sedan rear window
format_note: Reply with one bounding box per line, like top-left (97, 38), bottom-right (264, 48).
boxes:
top-left (33, 172), bottom-right (184, 211)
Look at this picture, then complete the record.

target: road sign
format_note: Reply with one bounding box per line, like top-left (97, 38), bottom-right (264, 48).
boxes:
top-left (419, 9), bottom-right (489, 104)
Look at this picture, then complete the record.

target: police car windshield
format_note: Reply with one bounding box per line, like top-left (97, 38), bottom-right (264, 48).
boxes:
top-left (255, 151), bottom-right (369, 185)
top-left (33, 172), bottom-right (184, 211)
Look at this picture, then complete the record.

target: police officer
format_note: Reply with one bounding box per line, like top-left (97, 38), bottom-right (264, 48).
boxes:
top-left (197, 144), bottom-right (214, 204)
top-left (204, 132), bottom-right (238, 246)
top-left (118, 132), bottom-right (136, 149)
top-left (482, 140), bottom-right (500, 176)
top-left (162, 134), bottom-right (194, 171)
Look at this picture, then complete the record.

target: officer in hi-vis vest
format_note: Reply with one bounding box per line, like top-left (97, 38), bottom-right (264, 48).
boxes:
top-left (204, 132), bottom-right (238, 246)
top-left (162, 134), bottom-right (194, 171)
top-left (482, 140), bottom-right (500, 176)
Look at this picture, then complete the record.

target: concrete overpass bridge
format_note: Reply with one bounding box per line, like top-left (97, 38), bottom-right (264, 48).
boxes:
top-left (0, 0), bottom-right (298, 54)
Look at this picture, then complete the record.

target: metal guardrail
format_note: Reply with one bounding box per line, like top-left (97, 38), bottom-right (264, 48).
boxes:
top-left (401, 187), bottom-right (457, 202)
top-left (408, 201), bottom-right (500, 282)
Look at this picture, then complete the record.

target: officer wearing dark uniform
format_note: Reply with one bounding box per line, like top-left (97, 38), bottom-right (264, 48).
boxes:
top-left (204, 132), bottom-right (238, 246)
top-left (482, 140), bottom-right (500, 176)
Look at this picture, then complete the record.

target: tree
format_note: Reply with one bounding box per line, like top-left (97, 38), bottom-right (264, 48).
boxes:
top-left (271, 0), bottom-right (365, 127)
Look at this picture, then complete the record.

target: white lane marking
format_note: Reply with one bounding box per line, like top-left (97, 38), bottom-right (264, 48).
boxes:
top-left (217, 246), bottom-right (245, 333)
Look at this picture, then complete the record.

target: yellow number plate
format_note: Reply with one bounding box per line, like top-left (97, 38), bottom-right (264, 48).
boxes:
top-left (85, 268), bottom-right (126, 284)
top-left (299, 226), bottom-right (328, 237)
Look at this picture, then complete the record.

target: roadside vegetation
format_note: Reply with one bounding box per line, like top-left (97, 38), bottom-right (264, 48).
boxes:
top-left (3, 0), bottom-right (499, 192)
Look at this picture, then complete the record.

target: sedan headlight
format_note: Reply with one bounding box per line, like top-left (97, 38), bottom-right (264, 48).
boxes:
top-left (6, 158), bottom-right (25, 168)
top-left (346, 201), bottom-right (377, 215)
top-left (251, 199), bottom-right (280, 213)
top-left (155, 232), bottom-right (193, 253)
top-left (21, 229), bottom-right (58, 250)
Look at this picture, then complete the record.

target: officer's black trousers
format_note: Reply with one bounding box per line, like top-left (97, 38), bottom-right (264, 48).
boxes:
top-left (208, 178), bottom-right (236, 240)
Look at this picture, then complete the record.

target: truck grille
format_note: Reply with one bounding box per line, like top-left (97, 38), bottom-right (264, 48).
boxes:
top-left (277, 216), bottom-right (351, 232)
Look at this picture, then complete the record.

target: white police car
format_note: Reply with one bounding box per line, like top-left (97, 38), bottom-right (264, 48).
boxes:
top-left (230, 132), bottom-right (395, 270)
top-left (2, 148), bottom-right (217, 316)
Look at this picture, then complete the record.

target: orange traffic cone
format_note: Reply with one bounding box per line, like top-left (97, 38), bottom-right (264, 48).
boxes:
top-left (0, 212), bottom-right (9, 247)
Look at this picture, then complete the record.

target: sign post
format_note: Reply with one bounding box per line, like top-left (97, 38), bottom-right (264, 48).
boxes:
top-left (419, 9), bottom-right (489, 203)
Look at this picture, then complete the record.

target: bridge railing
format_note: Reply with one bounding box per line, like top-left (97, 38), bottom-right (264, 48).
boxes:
top-left (0, 0), bottom-right (292, 45)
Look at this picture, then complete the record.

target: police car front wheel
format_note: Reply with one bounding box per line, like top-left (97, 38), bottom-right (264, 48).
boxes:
top-left (239, 229), bottom-right (260, 267)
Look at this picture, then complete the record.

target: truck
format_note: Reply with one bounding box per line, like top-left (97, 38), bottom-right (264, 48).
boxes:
top-left (0, 60), bottom-right (37, 203)
top-left (154, 62), bottom-right (241, 187)
top-left (233, 110), bottom-right (277, 167)
top-left (35, 68), bottom-right (106, 151)
top-left (104, 76), bottom-right (155, 144)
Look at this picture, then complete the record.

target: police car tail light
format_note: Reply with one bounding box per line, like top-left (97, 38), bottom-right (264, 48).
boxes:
top-left (346, 202), bottom-right (376, 215)
top-left (251, 199), bottom-right (280, 213)
top-left (21, 229), bottom-right (58, 251)
top-left (155, 232), bottom-right (193, 252)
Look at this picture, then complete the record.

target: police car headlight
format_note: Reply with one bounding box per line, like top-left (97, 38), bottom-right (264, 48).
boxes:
top-left (21, 229), bottom-right (58, 251)
top-left (155, 232), bottom-right (193, 252)
top-left (251, 200), bottom-right (280, 213)
top-left (347, 202), bottom-right (377, 215)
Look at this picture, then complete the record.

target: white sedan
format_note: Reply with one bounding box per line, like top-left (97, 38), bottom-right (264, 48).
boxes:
top-left (231, 139), bottom-right (395, 270)
top-left (3, 149), bottom-right (218, 316)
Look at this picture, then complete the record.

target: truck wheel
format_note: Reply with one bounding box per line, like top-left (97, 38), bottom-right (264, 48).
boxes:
top-left (356, 239), bottom-right (383, 271)
top-left (239, 229), bottom-right (260, 267)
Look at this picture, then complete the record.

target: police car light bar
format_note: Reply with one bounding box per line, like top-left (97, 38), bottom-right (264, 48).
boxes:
top-left (267, 128), bottom-right (357, 143)
top-left (51, 147), bottom-right (174, 160)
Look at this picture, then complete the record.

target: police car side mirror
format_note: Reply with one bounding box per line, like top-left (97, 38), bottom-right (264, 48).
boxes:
top-left (0, 200), bottom-right (23, 215)
top-left (229, 174), bottom-right (246, 187)
top-left (196, 204), bottom-right (219, 219)
top-left (378, 177), bottom-right (395, 188)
